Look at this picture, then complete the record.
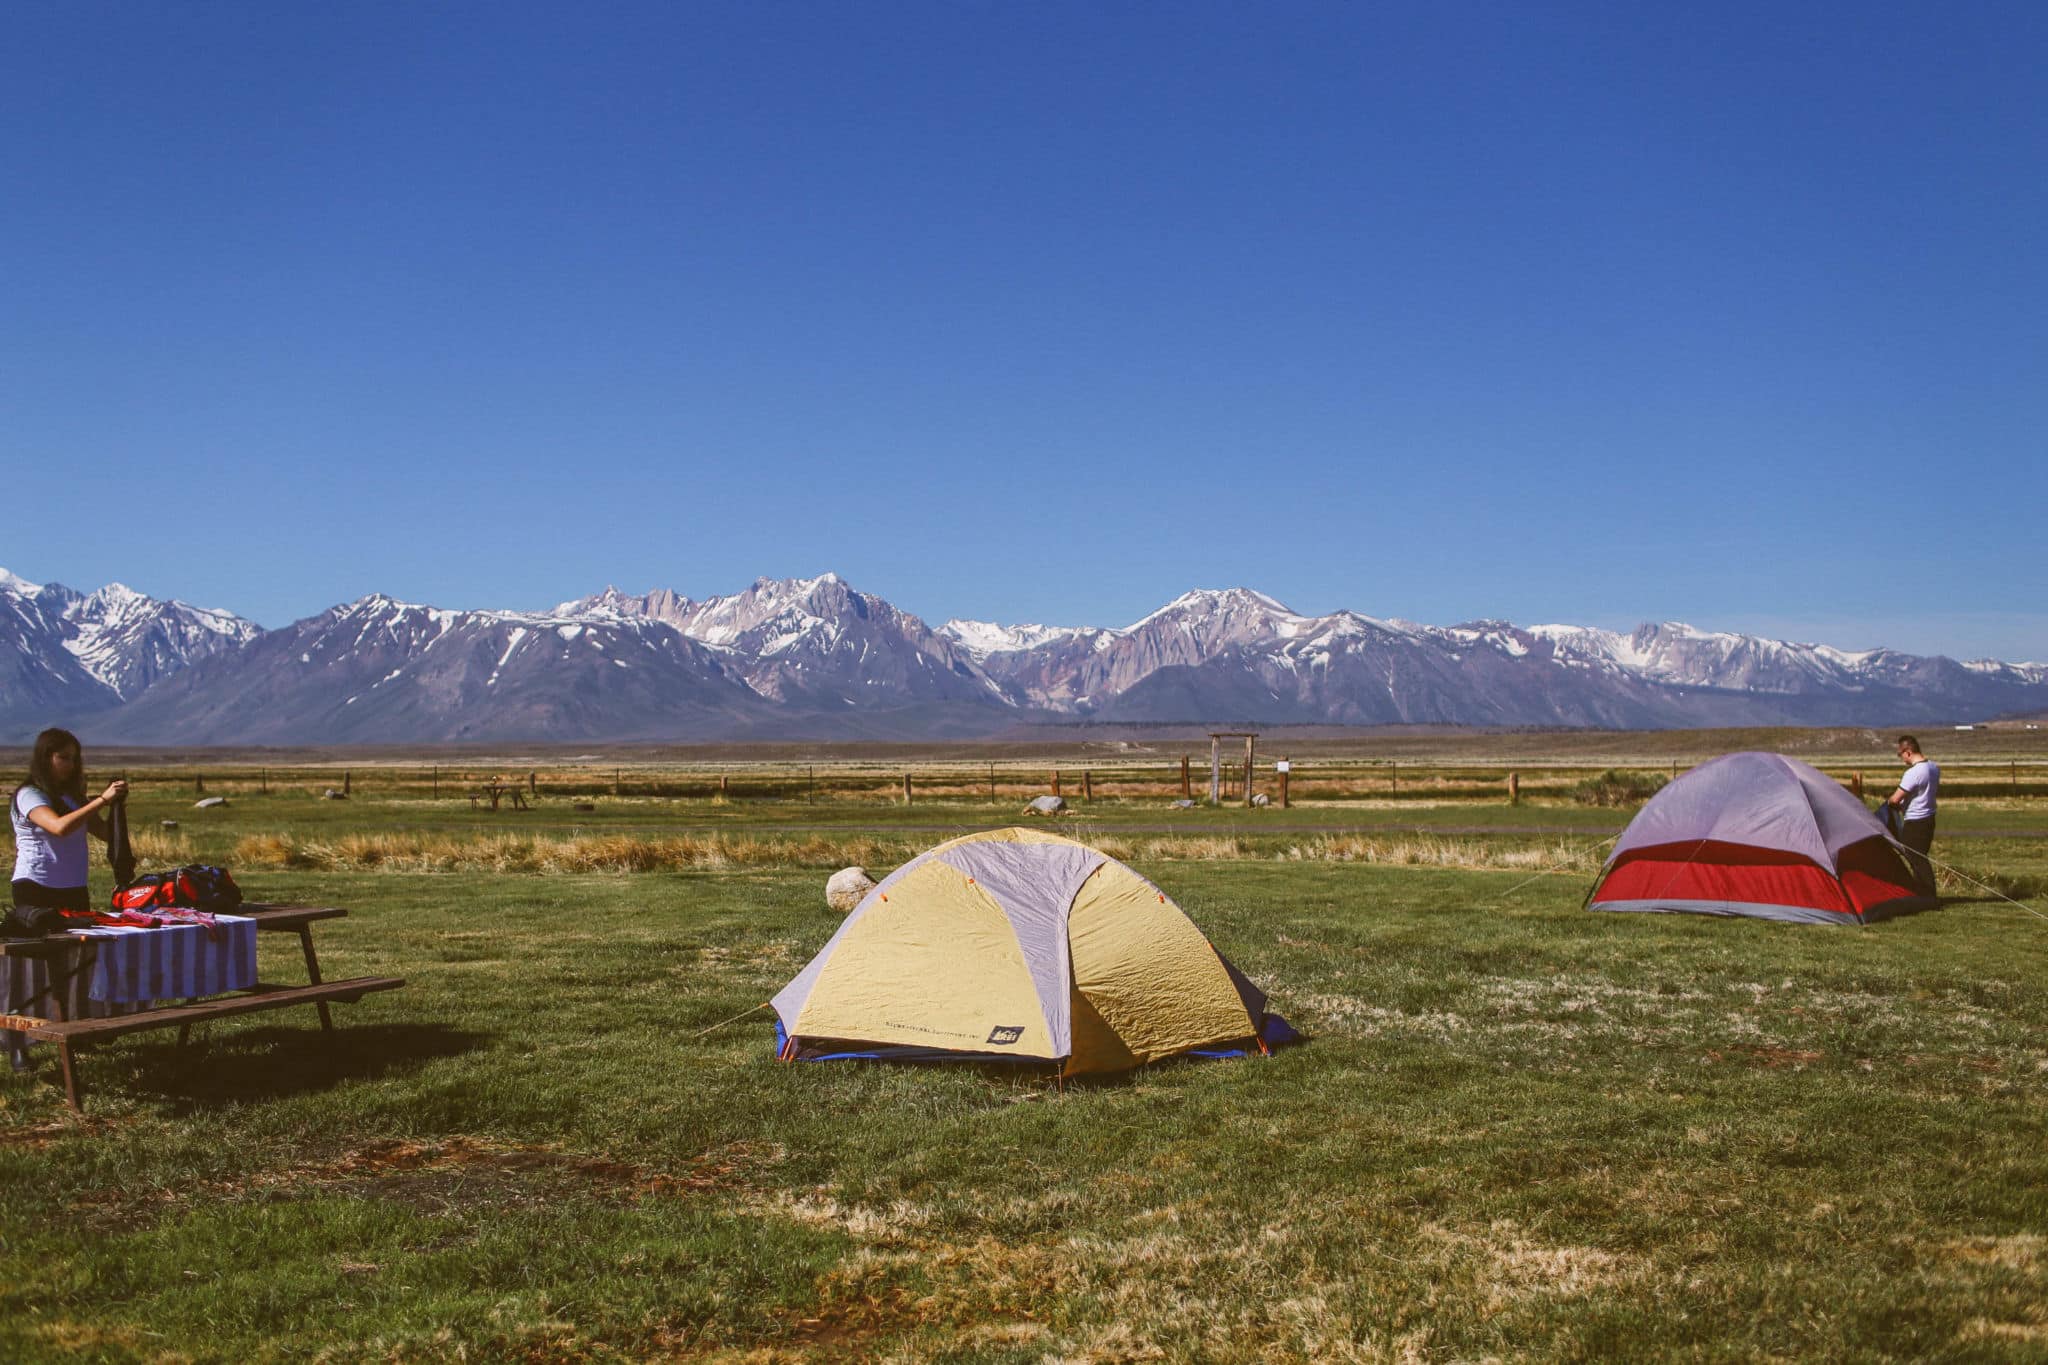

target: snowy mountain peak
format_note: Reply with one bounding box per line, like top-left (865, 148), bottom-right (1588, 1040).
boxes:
top-left (939, 619), bottom-right (1104, 659)
top-left (0, 567), bottom-right (46, 596)
top-left (88, 582), bottom-right (150, 608)
top-left (1126, 587), bottom-right (1300, 633)
top-left (340, 592), bottom-right (423, 617)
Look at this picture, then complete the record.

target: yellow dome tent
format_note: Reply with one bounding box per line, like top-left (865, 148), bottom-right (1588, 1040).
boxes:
top-left (771, 828), bottom-right (1291, 1077)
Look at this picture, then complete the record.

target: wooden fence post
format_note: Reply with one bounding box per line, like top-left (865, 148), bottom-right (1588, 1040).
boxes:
top-left (1052, 770), bottom-right (1061, 797)
top-left (195, 773), bottom-right (205, 794)
top-left (1851, 771), bottom-right (1864, 798)
top-left (1278, 759), bottom-right (1290, 809)
top-left (343, 771), bottom-right (351, 797)
top-left (989, 763), bottom-right (996, 802)
top-left (1082, 771), bottom-right (1093, 802)
top-left (903, 773), bottom-right (913, 805)
top-left (1180, 756), bottom-right (1192, 799)
top-left (1390, 761), bottom-right (1397, 795)
top-left (719, 774), bottom-right (729, 797)
top-left (529, 771), bottom-right (537, 795)
top-left (1508, 771), bottom-right (1520, 805)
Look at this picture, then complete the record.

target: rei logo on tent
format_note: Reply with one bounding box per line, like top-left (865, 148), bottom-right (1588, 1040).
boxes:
top-left (985, 1025), bottom-right (1024, 1046)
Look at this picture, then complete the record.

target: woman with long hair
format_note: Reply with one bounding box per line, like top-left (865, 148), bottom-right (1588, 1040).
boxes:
top-left (11, 728), bottom-right (127, 913)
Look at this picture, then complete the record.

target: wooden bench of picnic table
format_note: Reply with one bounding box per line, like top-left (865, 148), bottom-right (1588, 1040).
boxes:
top-left (0, 903), bottom-right (403, 1113)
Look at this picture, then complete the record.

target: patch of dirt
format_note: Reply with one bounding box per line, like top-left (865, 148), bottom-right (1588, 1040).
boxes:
top-left (301, 1135), bottom-right (783, 1202)
top-left (1703, 1045), bottom-right (1825, 1067)
top-left (0, 1116), bottom-right (115, 1148)
top-left (1960, 1318), bottom-right (2048, 1343)
top-left (30, 1321), bottom-right (153, 1354)
top-left (1423, 1219), bottom-right (1644, 1310)
top-left (1941, 1234), bottom-right (2043, 1271)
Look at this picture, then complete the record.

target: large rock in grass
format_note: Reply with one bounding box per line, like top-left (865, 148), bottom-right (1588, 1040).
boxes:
top-left (826, 866), bottom-right (876, 914)
top-left (1025, 795), bottom-right (1066, 817)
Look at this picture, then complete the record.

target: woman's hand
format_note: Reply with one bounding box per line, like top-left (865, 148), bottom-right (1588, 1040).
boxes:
top-left (101, 780), bottom-right (128, 806)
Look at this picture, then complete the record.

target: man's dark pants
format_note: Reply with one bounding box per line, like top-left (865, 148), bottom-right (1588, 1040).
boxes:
top-left (1899, 817), bottom-right (1937, 896)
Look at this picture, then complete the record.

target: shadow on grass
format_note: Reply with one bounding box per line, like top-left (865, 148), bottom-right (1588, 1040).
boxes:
top-left (80, 1021), bottom-right (490, 1115)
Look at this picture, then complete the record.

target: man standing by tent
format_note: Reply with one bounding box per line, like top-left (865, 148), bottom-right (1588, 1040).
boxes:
top-left (1888, 735), bottom-right (1940, 895)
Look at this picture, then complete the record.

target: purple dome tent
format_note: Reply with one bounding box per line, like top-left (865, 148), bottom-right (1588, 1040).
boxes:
top-left (1588, 752), bottom-right (1934, 925)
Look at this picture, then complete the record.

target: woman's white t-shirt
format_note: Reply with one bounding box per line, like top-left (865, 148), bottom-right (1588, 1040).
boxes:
top-left (11, 785), bottom-right (88, 888)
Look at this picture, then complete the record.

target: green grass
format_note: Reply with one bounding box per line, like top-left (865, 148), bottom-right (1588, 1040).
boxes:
top-left (5, 806), bottom-right (2048, 1360)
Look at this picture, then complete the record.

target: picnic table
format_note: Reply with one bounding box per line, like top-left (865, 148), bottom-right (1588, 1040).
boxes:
top-left (1, 903), bottom-right (403, 1113)
top-left (469, 776), bottom-right (530, 810)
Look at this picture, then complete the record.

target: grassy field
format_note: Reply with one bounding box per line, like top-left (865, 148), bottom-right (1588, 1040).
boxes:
top-left (4, 754), bottom-right (2047, 1361)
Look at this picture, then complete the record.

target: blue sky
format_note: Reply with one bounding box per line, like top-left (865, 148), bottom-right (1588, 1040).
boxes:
top-left (4, 2), bottom-right (2043, 659)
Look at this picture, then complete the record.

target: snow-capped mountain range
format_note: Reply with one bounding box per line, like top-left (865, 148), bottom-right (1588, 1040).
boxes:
top-left (0, 568), bottom-right (260, 733)
top-left (2, 568), bottom-right (2042, 743)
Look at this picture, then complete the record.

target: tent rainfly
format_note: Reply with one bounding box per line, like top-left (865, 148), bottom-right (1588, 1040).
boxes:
top-left (1587, 751), bottom-right (1935, 925)
top-left (771, 828), bottom-right (1293, 1076)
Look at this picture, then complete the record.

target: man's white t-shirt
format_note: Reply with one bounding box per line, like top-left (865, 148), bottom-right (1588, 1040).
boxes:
top-left (1898, 760), bottom-right (1940, 822)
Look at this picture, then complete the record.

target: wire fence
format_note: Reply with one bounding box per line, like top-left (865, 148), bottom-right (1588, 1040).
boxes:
top-left (82, 758), bottom-right (2048, 807)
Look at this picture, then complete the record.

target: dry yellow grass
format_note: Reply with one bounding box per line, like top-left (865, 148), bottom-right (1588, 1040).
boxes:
top-left (225, 828), bottom-right (1611, 876)
top-left (1276, 833), bottom-right (1606, 872)
top-left (232, 830), bottom-right (915, 874)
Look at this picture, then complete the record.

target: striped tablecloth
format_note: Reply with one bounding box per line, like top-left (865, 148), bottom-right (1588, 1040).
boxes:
top-left (3, 916), bottom-right (257, 1069)
top-left (77, 916), bottom-right (259, 1003)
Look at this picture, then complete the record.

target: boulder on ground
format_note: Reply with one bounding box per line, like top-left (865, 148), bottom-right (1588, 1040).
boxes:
top-left (1025, 795), bottom-right (1067, 817)
top-left (195, 796), bottom-right (229, 809)
top-left (1170, 799), bottom-right (1196, 810)
top-left (826, 866), bottom-right (877, 913)
top-left (321, 789), bottom-right (347, 801)
top-left (1251, 793), bottom-right (1271, 808)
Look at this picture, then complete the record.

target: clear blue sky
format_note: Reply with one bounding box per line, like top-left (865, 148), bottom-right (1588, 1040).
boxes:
top-left (4, 2), bottom-right (2043, 659)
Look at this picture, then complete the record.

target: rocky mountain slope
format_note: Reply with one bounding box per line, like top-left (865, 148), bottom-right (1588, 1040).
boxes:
top-left (563, 575), bottom-right (1010, 710)
top-left (97, 596), bottom-right (779, 744)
